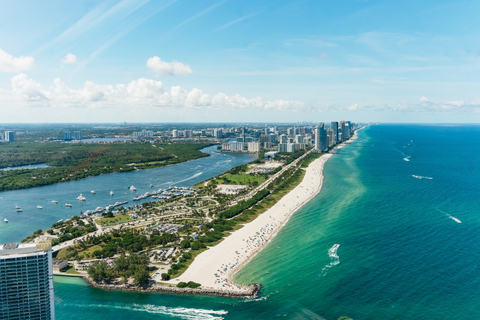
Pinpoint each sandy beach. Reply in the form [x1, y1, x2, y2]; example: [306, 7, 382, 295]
[173, 134, 359, 292]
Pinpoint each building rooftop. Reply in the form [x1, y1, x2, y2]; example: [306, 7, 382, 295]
[0, 240, 51, 256]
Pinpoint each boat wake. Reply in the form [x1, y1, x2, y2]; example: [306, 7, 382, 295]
[171, 172, 203, 185]
[84, 303, 227, 320]
[412, 175, 433, 180]
[403, 156, 411, 162]
[321, 244, 340, 277]
[447, 215, 462, 224]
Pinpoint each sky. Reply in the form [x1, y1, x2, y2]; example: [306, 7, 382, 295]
[1, 0, 480, 123]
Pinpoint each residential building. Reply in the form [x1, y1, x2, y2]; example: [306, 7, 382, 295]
[229, 142, 244, 152]
[73, 131, 82, 140]
[214, 129, 222, 139]
[247, 142, 261, 153]
[4, 131, 14, 142]
[171, 129, 178, 138]
[315, 122, 328, 152]
[280, 134, 288, 144]
[287, 143, 296, 153]
[278, 143, 288, 152]
[0, 240, 55, 320]
[268, 133, 276, 144]
[331, 121, 339, 143]
[63, 131, 72, 141]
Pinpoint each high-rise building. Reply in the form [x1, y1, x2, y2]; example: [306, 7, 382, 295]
[314, 122, 327, 152]
[287, 143, 296, 153]
[331, 122, 339, 143]
[287, 128, 294, 135]
[73, 131, 82, 140]
[171, 129, 178, 138]
[340, 121, 346, 141]
[278, 143, 288, 152]
[279, 134, 288, 144]
[4, 131, 14, 142]
[213, 129, 222, 139]
[247, 142, 261, 153]
[63, 131, 72, 141]
[0, 241, 55, 319]
[268, 133, 276, 144]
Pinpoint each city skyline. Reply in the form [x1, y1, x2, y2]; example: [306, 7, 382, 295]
[1, 0, 480, 123]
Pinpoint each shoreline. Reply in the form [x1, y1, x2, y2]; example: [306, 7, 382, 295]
[173, 132, 360, 293]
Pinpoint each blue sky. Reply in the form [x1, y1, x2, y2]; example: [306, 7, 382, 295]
[1, 0, 480, 123]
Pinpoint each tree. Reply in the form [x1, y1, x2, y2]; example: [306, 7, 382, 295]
[161, 273, 170, 281]
[133, 268, 149, 286]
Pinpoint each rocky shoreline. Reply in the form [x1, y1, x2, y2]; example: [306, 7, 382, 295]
[61, 274, 261, 298]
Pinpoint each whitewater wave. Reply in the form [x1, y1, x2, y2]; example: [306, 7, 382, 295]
[412, 175, 433, 180]
[83, 303, 227, 320]
[321, 244, 340, 276]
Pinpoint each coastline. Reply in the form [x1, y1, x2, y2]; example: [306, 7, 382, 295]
[173, 132, 360, 293]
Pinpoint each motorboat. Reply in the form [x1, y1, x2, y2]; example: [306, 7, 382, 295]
[15, 206, 20, 210]
[110, 191, 114, 196]
[129, 186, 137, 191]
[77, 194, 86, 201]
[91, 190, 95, 194]
[65, 203, 72, 207]
[37, 206, 43, 209]
[4, 218, 8, 223]
[51, 200, 58, 204]
[16, 208, 23, 212]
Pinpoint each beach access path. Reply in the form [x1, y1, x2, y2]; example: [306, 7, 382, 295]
[172, 134, 358, 292]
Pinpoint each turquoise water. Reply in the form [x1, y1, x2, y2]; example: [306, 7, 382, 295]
[46, 125, 480, 319]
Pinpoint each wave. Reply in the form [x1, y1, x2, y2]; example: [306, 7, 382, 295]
[321, 244, 340, 276]
[82, 303, 227, 320]
[412, 175, 433, 180]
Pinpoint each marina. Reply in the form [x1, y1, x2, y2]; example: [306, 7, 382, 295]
[0, 145, 256, 244]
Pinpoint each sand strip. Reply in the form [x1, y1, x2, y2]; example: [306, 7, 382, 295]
[173, 134, 359, 293]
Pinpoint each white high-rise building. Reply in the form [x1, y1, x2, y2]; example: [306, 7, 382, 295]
[247, 142, 261, 153]
[314, 122, 327, 152]
[214, 129, 222, 139]
[0, 241, 55, 319]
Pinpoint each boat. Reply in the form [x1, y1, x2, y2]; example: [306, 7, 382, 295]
[65, 203, 72, 207]
[15, 206, 20, 210]
[16, 208, 23, 212]
[76, 194, 86, 201]
[37, 206, 43, 209]
[4, 218, 8, 223]
[129, 186, 137, 191]
[150, 184, 154, 188]
[133, 196, 140, 201]
[91, 190, 95, 194]
[110, 191, 114, 196]
[51, 200, 58, 204]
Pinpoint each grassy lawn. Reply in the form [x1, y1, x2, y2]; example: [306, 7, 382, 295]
[80, 244, 103, 258]
[61, 264, 80, 275]
[210, 173, 266, 186]
[98, 214, 132, 225]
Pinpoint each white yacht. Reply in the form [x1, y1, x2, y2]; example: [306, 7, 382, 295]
[129, 186, 137, 191]
[37, 206, 43, 209]
[110, 191, 114, 196]
[51, 200, 58, 204]
[91, 190, 95, 194]
[4, 218, 8, 223]
[15, 206, 20, 210]
[16, 208, 23, 212]
[76, 194, 86, 201]
[65, 203, 72, 207]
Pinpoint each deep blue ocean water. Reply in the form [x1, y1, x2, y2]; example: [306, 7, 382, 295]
[9, 124, 480, 319]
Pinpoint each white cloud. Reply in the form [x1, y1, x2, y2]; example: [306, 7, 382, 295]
[62, 53, 78, 64]
[0, 49, 35, 72]
[11, 73, 47, 101]
[146, 56, 193, 76]
[6, 75, 306, 113]
[419, 96, 429, 102]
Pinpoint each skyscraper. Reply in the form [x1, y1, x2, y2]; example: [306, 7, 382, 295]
[63, 131, 72, 140]
[330, 121, 339, 143]
[73, 131, 82, 140]
[0, 240, 55, 319]
[315, 122, 327, 152]
[5, 131, 14, 142]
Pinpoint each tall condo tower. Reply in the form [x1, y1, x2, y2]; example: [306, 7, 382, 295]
[0, 241, 55, 320]
[315, 122, 327, 152]
[330, 121, 339, 143]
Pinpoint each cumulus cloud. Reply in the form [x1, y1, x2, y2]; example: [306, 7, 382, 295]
[6, 75, 306, 112]
[419, 96, 429, 102]
[62, 53, 78, 64]
[0, 48, 35, 72]
[146, 56, 193, 76]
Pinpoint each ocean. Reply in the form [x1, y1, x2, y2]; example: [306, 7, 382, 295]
[35, 125, 480, 319]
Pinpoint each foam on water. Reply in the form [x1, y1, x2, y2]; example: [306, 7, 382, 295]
[83, 303, 227, 320]
[412, 175, 433, 180]
[403, 156, 410, 162]
[171, 172, 203, 185]
[321, 244, 340, 276]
